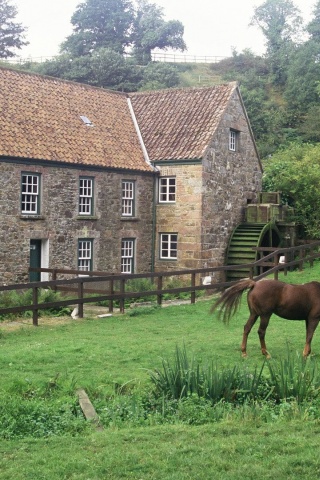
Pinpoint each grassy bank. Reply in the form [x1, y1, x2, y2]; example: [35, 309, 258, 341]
[1, 263, 320, 478]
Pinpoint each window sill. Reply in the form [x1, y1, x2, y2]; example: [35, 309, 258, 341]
[20, 214, 44, 220]
[76, 216, 98, 220]
[121, 216, 139, 222]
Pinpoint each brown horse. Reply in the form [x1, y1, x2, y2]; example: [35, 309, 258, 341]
[211, 278, 320, 358]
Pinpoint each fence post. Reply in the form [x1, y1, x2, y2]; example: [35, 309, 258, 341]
[274, 255, 279, 280]
[109, 279, 114, 313]
[157, 276, 163, 306]
[119, 278, 125, 313]
[299, 249, 304, 271]
[32, 286, 39, 326]
[52, 269, 57, 292]
[191, 273, 196, 304]
[78, 281, 84, 318]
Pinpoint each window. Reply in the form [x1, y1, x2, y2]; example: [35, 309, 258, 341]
[121, 239, 135, 273]
[229, 129, 239, 151]
[122, 181, 135, 216]
[79, 177, 93, 215]
[21, 173, 41, 214]
[159, 177, 176, 203]
[78, 239, 93, 271]
[160, 233, 178, 260]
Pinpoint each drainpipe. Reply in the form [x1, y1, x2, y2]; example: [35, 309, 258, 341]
[151, 172, 158, 273]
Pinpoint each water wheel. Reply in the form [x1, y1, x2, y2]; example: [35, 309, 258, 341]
[226, 222, 282, 281]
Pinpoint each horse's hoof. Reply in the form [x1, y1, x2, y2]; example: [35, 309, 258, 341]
[241, 352, 248, 358]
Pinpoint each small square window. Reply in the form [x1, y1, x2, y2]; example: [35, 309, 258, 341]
[160, 233, 178, 260]
[159, 177, 176, 203]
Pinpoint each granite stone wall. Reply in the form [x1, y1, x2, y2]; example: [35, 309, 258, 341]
[0, 160, 154, 284]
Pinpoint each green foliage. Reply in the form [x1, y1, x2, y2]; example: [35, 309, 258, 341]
[61, 0, 134, 56]
[132, 0, 186, 64]
[0, 0, 28, 58]
[0, 288, 72, 320]
[262, 143, 320, 237]
[266, 349, 320, 403]
[139, 62, 180, 90]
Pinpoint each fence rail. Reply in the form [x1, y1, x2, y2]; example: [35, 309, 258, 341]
[1, 241, 320, 325]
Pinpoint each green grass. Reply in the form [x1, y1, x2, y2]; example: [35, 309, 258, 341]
[1, 263, 320, 478]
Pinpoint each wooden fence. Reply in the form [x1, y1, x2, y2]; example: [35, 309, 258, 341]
[1, 241, 320, 326]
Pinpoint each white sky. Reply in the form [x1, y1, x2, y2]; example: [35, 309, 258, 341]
[13, 0, 317, 60]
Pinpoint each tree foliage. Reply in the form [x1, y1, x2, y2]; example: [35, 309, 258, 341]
[250, 0, 302, 84]
[132, 0, 186, 64]
[61, 0, 186, 62]
[263, 143, 320, 238]
[0, 0, 28, 58]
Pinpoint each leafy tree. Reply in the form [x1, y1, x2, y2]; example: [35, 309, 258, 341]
[29, 49, 143, 92]
[263, 143, 320, 237]
[139, 62, 180, 90]
[250, 0, 303, 84]
[61, 0, 134, 56]
[132, 0, 186, 64]
[306, 0, 320, 41]
[0, 0, 28, 58]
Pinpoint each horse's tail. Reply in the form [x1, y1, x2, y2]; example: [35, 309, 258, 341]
[211, 279, 256, 324]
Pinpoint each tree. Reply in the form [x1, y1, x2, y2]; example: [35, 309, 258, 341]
[139, 62, 180, 90]
[263, 143, 320, 238]
[30, 49, 143, 92]
[0, 0, 28, 58]
[61, 0, 134, 56]
[250, 0, 302, 84]
[306, 0, 320, 42]
[132, 0, 186, 64]
[61, 0, 186, 63]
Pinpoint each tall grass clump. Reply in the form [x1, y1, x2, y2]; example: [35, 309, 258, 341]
[148, 345, 266, 404]
[266, 349, 320, 403]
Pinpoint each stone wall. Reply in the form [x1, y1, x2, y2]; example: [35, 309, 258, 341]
[154, 89, 262, 273]
[0, 160, 154, 284]
[201, 89, 262, 269]
[155, 163, 203, 272]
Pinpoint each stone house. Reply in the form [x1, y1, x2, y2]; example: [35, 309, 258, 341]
[0, 67, 262, 284]
[130, 84, 262, 272]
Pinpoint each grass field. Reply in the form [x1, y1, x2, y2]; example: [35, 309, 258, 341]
[1, 264, 320, 479]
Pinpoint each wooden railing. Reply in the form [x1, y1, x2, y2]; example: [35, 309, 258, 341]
[0, 241, 320, 325]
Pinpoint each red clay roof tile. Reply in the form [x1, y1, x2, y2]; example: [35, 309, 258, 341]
[0, 67, 152, 172]
[129, 83, 237, 161]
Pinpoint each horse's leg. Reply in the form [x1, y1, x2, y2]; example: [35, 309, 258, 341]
[258, 314, 271, 358]
[241, 313, 258, 357]
[303, 318, 320, 357]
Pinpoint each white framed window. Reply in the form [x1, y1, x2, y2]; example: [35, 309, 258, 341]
[229, 129, 238, 151]
[78, 239, 93, 271]
[159, 177, 176, 203]
[79, 177, 93, 215]
[21, 173, 41, 214]
[121, 239, 135, 273]
[122, 181, 135, 216]
[160, 233, 178, 260]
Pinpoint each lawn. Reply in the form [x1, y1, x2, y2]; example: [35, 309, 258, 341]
[1, 264, 320, 479]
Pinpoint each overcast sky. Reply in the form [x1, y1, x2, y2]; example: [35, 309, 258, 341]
[14, 0, 317, 60]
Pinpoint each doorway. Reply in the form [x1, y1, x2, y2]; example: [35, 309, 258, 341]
[29, 239, 42, 282]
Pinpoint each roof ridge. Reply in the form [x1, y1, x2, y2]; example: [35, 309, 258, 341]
[0, 64, 128, 97]
[129, 82, 238, 96]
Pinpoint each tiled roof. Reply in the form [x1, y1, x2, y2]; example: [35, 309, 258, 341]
[0, 67, 152, 172]
[130, 83, 237, 161]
